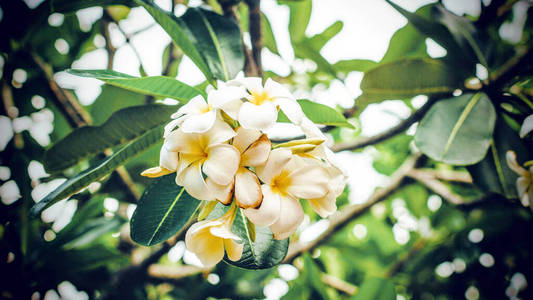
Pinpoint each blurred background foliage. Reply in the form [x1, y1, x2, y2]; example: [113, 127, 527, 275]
[1, 0, 532, 299]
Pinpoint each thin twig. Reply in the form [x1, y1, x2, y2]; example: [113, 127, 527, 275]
[283, 153, 423, 263]
[320, 273, 358, 295]
[331, 98, 436, 152]
[407, 169, 464, 205]
[413, 169, 472, 184]
[1, 81, 24, 148]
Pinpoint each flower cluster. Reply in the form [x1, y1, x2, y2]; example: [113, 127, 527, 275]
[142, 77, 346, 267]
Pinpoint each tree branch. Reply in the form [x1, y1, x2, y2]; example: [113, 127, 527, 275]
[407, 169, 465, 205]
[283, 152, 423, 263]
[331, 98, 436, 152]
[246, 0, 262, 76]
[1, 81, 24, 148]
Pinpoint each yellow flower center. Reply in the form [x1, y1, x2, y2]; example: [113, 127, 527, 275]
[249, 91, 272, 106]
[271, 170, 292, 196]
[199, 104, 212, 114]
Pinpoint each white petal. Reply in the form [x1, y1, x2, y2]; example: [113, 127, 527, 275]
[520, 114, 533, 138]
[177, 161, 214, 201]
[264, 78, 294, 99]
[233, 127, 262, 154]
[238, 101, 277, 131]
[255, 148, 292, 184]
[208, 86, 246, 119]
[270, 196, 304, 240]
[206, 177, 234, 205]
[517, 177, 529, 199]
[239, 77, 264, 94]
[235, 167, 263, 209]
[276, 97, 303, 125]
[163, 118, 183, 138]
[204, 118, 237, 146]
[164, 130, 203, 154]
[210, 225, 241, 241]
[172, 95, 208, 118]
[159, 146, 178, 171]
[244, 185, 280, 227]
[308, 192, 337, 218]
[194, 238, 225, 268]
[203, 144, 240, 185]
[224, 238, 244, 261]
[287, 165, 330, 199]
[180, 110, 216, 133]
[241, 134, 271, 167]
[506, 151, 530, 177]
[300, 117, 326, 139]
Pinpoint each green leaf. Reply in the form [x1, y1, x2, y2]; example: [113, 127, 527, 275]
[351, 277, 396, 300]
[31, 124, 165, 216]
[135, 0, 213, 81]
[278, 99, 354, 128]
[180, 7, 245, 81]
[468, 118, 530, 198]
[333, 59, 378, 74]
[359, 58, 463, 103]
[414, 93, 496, 165]
[130, 175, 201, 246]
[224, 207, 289, 269]
[303, 254, 330, 300]
[262, 13, 279, 55]
[44, 104, 177, 174]
[50, 0, 135, 13]
[68, 69, 202, 102]
[285, 0, 312, 43]
[307, 21, 343, 50]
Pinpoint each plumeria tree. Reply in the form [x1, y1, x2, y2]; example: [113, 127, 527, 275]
[1, 0, 533, 299]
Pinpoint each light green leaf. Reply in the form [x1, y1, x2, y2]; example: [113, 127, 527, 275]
[351, 277, 396, 300]
[414, 93, 496, 165]
[135, 0, 213, 81]
[44, 104, 177, 174]
[333, 59, 378, 74]
[278, 99, 354, 128]
[467, 118, 530, 198]
[225, 207, 289, 269]
[31, 124, 165, 216]
[130, 175, 201, 246]
[262, 13, 279, 55]
[180, 7, 244, 81]
[285, 0, 312, 43]
[307, 21, 343, 50]
[359, 58, 463, 103]
[68, 69, 203, 102]
[50, 0, 134, 13]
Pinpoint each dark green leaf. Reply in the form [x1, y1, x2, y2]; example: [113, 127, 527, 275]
[224, 207, 289, 269]
[135, 0, 213, 81]
[351, 277, 396, 300]
[180, 7, 245, 81]
[468, 118, 530, 198]
[130, 174, 201, 246]
[44, 104, 177, 173]
[278, 99, 354, 128]
[359, 58, 463, 103]
[68, 69, 203, 102]
[50, 0, 134, 13]
[31, 124, 165, 216]
[415, 93, 496, 165]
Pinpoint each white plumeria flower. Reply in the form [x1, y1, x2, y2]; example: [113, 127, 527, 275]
[244, 148, 330, 239]
[185, 204, 243, 268]
[164, 82, 246, 135]
[207, 127, 271, 208]
[164, 118, 240, 201]
[141, 145, 178, 178]
[520, 114, 533, 138]
[229, 77, 304, 131]
[506, 151, 533, 206]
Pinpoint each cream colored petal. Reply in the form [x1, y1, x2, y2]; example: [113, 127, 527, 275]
[208, 86, 246, 119]
[164, 130, 203, 154]
[172, 95, 208, 118]
[276, 97, 303, 125]
[177, 162, 214, 201]
[141, 166, 173, 178]
[244, 185, 281, 226]
[203, 144, 240, 185]
[175, 153, 203, 179]
[506, 151, 530, 177]
[206, 177, 234, 205]
[520, 114, 533, 138]
[300, 117, 326, 139]
[241, 134, 271, 167]
[185, 221, 217, 252]
[224, 238, 244, 262]
[180, 110, 217, 133]
[159, 146, 178, 171]
[210, 224, 241, 241]
[194, 237, 225, 268]
[238, 101, 277, 131]
[308, 192, 337, 218]
[204, 118, 237, 146]
[517, 177, 529, 199]
[163, 118, 183, 138]
[287, 165, 329, 199]
[233, 127, 262, 154]
[264, 78, 293, 99]
[255, 148, 292, 184]
[220, 98, 243, 120]
[235, 167, 263, 209]
[270, 196, 304, 240]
